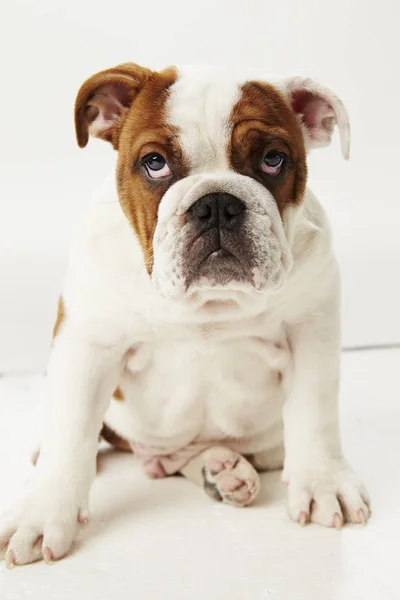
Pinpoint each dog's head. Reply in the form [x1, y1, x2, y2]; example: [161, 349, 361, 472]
[75, 63, 349, 306]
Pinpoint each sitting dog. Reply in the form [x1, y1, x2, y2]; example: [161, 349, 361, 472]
[0, 63, 370, 567]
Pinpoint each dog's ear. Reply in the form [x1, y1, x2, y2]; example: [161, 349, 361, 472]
[74, 62, 152, 149]
[283, 77, 350, 159]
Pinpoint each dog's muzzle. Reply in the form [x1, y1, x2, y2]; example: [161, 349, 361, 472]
[184, 192, 251, 287]
[151, 173, 291, 300]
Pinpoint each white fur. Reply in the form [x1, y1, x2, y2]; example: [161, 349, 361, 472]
[167, 66, 241, 173]
[0, 66, 368, 567]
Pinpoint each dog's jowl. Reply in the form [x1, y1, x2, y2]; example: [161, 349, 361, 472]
[1, 63, 369, 568]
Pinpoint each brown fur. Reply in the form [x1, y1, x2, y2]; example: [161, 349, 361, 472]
[113, 387, 124, 401]
[75, 64, 181, 272]
[100, 424, 132, 452]
[229, 82, 307, 214]
[52, 296, 65, 338]
[115, 67, 184, 271]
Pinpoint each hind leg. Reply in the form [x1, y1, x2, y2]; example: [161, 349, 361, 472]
[180, 446, 260, 507]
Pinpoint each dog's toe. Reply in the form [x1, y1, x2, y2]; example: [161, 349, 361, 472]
[201, 448, 260, 507]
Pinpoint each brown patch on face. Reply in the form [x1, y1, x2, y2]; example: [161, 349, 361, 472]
[52, 296, 65, 339]
[116, 67, 188, 272]
[229, 82, 307, 214]
[75, 64, 187, 272]
[113, 386, 124, 401]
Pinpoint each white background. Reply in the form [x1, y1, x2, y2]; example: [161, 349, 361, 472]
[1, 0, 399, 373]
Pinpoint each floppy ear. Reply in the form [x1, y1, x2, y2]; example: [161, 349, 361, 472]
[283, 77, 350, 159]
[74, 62, 152, 149]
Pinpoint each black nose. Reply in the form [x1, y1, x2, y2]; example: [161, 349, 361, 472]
[189, 193, 245, 230]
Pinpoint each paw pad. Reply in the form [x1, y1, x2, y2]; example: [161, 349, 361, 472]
[201, 450, 260, 507]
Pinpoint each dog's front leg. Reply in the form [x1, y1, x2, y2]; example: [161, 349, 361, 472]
[283, 294, 370, 528]
[0, 330, 121, 567]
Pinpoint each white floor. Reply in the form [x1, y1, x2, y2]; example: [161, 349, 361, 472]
[0, 348, 399, 600]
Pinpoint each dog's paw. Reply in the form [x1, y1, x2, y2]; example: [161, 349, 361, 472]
[201, 447, 260, 507]
[0, 483, 87, 567]
[286, 462, 370, 528]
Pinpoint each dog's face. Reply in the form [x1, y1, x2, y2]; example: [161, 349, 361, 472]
[75, 64, 349, 304]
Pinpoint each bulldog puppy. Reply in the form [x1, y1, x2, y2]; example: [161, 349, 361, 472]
[0, 63, 370, 567]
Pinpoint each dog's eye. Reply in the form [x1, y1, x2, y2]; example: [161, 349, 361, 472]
[143, 154, 172, 179]
[261, 151, 285, 176]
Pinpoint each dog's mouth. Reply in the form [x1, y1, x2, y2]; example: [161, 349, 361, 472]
[199, 247, 242, 268]
[197, 249, 246, 285]
[152, 202, 289, 301]
[184, 229, 251, 289]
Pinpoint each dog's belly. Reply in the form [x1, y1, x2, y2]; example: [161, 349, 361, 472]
[104, 334, 289, 454]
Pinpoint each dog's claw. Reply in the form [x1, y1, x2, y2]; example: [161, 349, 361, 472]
[298, 511, 309, 526]
[5, 550, 16, 569]
[357, 508, 367, 525]
[43, 547, 54, 564]
[333, 512, 343, 529]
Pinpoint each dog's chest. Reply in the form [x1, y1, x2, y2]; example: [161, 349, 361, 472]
[106, 323, 289, 447]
